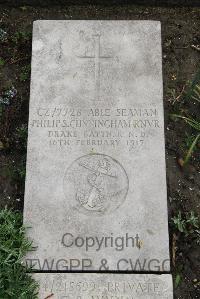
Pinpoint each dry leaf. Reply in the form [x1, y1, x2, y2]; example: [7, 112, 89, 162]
[177, 158, 184, 167]
[0, 141, 4, 150]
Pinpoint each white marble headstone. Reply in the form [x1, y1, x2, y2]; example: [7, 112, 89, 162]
[33, 273, 173, 299]
[24, 20, 170, 272]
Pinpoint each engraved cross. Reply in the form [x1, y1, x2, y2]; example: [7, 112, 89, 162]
[77, 34, 113, 100]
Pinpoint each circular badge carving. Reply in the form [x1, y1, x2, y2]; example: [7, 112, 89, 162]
[63, 153, 129, 216]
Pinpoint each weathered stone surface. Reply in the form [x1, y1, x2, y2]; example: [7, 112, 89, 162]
[33, 273, 173, 299]
[24, 20, 170, 271]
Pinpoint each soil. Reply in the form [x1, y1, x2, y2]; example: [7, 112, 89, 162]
[0, 3, 199, 299]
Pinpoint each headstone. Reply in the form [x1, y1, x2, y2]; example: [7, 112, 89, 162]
[33, 273, 173, 298]
[24, 20, 170, 273]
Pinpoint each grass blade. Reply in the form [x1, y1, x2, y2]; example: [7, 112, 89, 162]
[183, 134, 200, 165]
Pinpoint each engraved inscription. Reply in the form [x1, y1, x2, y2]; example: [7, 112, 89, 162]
[30, 106, 160, 151]
[42, 277, 172, 298]
[63, 154, 129, 216]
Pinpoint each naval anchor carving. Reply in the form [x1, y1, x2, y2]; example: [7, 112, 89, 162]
[64, 154, 129, 216]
